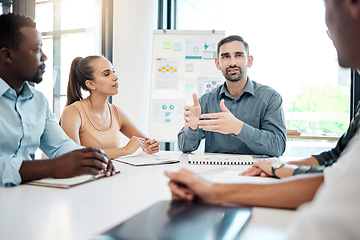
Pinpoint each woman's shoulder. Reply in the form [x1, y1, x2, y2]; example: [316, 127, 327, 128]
[72, 98, 88, 107]
[62, 99, 88, 117]
[60, 101, 84, 127]
[107, 103, 123, 128]
[108, 103, 122, 114]
[65, 99, 88, 112]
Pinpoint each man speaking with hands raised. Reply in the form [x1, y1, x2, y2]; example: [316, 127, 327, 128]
[177, 35, 286, 157]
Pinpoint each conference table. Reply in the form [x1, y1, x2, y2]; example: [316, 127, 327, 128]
[0, 151, 296, 240]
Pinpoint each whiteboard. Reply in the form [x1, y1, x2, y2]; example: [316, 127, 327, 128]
[149, 30, 225, 142]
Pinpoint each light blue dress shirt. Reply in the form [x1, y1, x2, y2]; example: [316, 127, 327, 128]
[177, 78, 287, 157]
[0, 78, 80, 187]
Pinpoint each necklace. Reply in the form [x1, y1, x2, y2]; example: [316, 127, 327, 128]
[87, 99, 110, 126]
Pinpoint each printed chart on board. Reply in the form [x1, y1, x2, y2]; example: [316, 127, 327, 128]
[149, 30, 225, 142]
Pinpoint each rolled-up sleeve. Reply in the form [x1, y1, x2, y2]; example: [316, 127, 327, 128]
[1, 156, 25, 187]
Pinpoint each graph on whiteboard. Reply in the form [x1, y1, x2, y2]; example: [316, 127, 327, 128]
[152, 99, 186, 124]
[155, 59, 180, 90]
[185, 38, 218, 60]
[197, 76, 223, 97]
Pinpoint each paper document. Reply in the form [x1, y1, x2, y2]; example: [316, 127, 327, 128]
[114, 153, 179, 166]
[26, 173, 112, 189]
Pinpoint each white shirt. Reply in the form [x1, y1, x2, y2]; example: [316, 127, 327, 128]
[287, 130, 360, 239]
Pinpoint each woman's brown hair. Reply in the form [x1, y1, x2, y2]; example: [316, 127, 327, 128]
[66, 55, 102, 106]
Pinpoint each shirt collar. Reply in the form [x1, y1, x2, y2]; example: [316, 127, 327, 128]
[219, 77, 255, 99]
[0, 77, 9, 97]
[20, 82, 34, 100]
[0, 77, 34, 100]
[243, 77, 255, 96]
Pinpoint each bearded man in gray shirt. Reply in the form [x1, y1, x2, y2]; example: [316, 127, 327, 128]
[177, 35, 286, 157]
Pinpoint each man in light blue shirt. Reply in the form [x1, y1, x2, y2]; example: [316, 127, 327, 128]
[178, 35, 286, 157]
[0, 13, 115, 187]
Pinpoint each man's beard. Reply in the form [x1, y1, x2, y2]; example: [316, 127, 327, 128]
[28, 72, 43, 84]
[28, 64, 45, 84]
[223, 66, 244, 82]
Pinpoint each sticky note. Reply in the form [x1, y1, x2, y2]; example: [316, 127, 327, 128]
[185, 63, 194, 72]
[174, 42, 183, 51]
[185, 83, 195, 92]
[163, 40, 172, 49]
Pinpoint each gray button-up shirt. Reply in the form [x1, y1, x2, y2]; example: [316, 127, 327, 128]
[177, 78, 287, 157]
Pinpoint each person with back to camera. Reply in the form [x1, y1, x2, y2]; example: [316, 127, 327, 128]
[60, 56, 159, 159]
[167, 0, 360, 238]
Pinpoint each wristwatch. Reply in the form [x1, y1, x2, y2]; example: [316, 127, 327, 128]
[271, 161, 284, 178]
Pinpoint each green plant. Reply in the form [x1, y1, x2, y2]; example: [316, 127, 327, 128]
[287, 84, 349, 135]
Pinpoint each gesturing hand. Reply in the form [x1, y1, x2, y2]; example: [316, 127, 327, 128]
[184, 93, 201, 130]
[198, 99, 243, 135]
[52, 147, 116, 178]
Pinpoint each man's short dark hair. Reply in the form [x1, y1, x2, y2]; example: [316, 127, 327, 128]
[217, 35, 250, 57]
[0, 13, 36, 50]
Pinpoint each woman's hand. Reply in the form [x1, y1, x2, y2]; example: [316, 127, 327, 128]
[124, 136, 142, 155]
[142, 138, 160, 154]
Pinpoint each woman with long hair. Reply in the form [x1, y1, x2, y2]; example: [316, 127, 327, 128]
[60, 56, 159, 159]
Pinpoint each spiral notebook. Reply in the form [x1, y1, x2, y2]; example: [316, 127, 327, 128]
[188, 154, 255, 165]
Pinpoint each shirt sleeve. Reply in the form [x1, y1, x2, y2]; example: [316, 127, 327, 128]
[177, 126, 205, 152]
[1, 156, 25, 187]
[292, 104, 360, 176]
[39, 105, 82, 158]
[293, 165, 326, 175]
[312, 110, 360, 168]
[237, 92, 287, 157]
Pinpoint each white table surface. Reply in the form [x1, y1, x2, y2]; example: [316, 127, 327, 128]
[0, 152, 295, 240]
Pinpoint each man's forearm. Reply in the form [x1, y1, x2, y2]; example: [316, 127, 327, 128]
[287, 156, 320, 166]
[212, 174, 324, 209]
[239, 125, 286, 157]
[19, 159, 55, 183]
[270, 156, 321, 178]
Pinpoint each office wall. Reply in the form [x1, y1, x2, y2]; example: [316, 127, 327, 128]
[112, 0, 158, 143]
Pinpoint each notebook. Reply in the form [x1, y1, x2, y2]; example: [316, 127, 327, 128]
[188, 154, 255, 165]
[93, 200, 252, 240]
[114, 152, 179, 166]
[26, 171, 120, 189]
